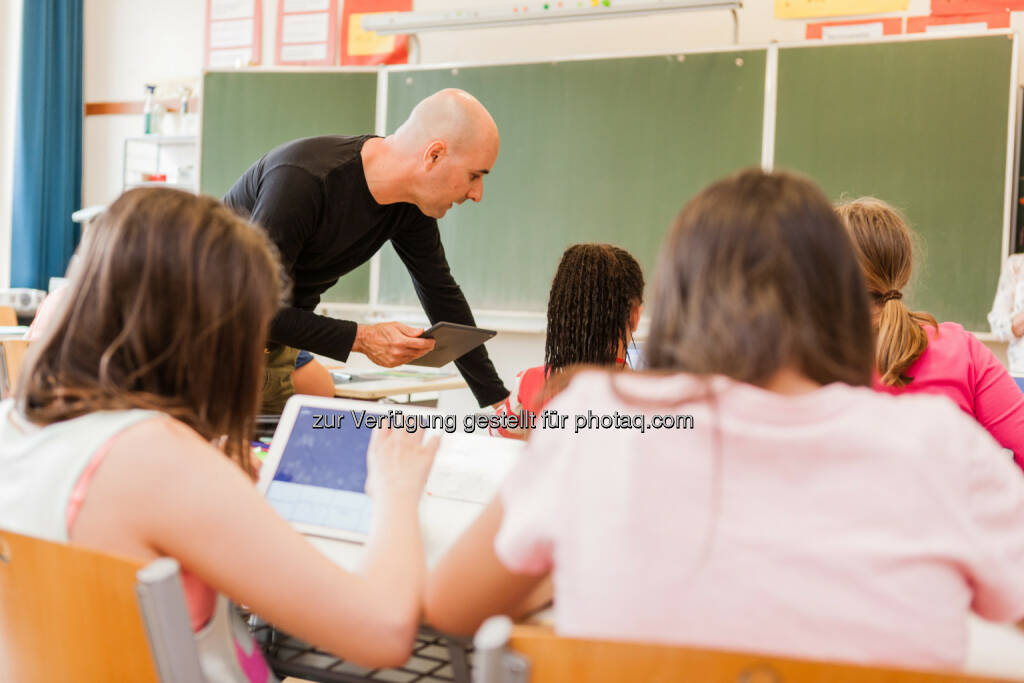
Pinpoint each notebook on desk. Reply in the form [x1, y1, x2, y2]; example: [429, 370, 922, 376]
[256, 396, 522, 544]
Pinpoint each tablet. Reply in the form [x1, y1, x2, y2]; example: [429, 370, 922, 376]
[257, 399, 378, 543]
[410, 321, 497, 368]
[257, 396, 524, 544]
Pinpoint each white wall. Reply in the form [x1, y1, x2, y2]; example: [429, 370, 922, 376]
[82, 0, 206, 207]
[0, 0, 24, 289]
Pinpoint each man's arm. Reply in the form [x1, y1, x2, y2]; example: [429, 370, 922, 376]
[269, 307, 358, 360]
[391, 214, 509, 407]
[233, 165, 437, 365]
[235, 165, 397, 362]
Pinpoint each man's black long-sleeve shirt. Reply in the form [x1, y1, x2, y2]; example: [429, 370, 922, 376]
[223, 135, 509, 407]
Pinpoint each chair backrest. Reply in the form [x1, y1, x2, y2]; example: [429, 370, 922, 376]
[0, 528, 204, 682]
[0, 306, 16, 326]
[0, 339, 29, 399]
[472, 618, 1012, 683]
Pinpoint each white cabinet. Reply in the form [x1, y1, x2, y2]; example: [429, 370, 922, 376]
[122, 135, 197, 193]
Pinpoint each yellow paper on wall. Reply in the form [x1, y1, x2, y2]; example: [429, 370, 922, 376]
[775, 0, 908, 19]
[348, 13, 396, 56]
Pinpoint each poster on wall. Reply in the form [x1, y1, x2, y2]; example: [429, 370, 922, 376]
[931, 0, 1024, 14]
[276, 0, 339, 66]
[341, 0, 412, 66]
[206, 0, 263, 68]
[806, 17, 903, 39]
[776, 0, 908, 19]
[907, 11, 1010, 31]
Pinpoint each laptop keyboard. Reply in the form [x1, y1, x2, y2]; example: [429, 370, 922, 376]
[250, 619, 474, 683]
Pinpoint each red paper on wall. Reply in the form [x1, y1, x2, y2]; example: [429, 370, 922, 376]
[907, 11, 1010, 31]
[806, 17, 903, 39]
[931, 0, 1024, 15]
[341, 0, 412, 66]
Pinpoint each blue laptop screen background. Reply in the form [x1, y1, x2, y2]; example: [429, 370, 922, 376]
[265, 406, 375, 535]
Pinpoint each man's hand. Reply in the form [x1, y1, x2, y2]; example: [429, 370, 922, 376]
[352, 321, 436, 367]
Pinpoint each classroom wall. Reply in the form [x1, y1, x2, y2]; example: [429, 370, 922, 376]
[0, 0, 23, 290]
[82, 0, 207, 209]
[78, 0, 948, 210]
[4, 0, 1014, 398]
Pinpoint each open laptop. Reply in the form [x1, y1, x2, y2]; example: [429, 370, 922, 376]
[256, 395, 523, 545]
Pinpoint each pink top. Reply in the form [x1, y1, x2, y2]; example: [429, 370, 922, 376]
[65, 436, 217, 632]
[873, 322, 1024, 471]
[495, 371, 1024, 671]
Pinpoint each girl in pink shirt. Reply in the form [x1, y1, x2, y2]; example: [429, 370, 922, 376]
[424, 169, 1024, 672]
[838, 198, 1024, 471]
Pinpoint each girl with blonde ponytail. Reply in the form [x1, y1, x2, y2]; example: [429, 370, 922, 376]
[838, 198, 1024, 469]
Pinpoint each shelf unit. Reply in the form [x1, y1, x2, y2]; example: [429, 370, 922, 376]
[122, 135, 197, 193]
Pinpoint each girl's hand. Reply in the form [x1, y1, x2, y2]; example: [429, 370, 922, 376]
[365, 428, 439, 504]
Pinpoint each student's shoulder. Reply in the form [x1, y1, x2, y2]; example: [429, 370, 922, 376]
[555, 369, 698, 408]
[103, 415, 238, 482]
[841, 384, 1001, 463]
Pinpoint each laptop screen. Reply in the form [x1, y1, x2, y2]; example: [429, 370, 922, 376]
[265, 405, 374, 535]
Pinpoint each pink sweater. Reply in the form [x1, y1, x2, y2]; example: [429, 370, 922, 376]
[496, 371, 1024, 671]
[873, 322, 1024, 470]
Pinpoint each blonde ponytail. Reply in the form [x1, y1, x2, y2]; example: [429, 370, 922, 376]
[835, 198, 937, 387]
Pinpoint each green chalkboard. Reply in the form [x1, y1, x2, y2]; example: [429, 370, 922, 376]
[199, 70, 378, 303]
[775, 36, 1015, 330]
[380, 51, 767, 311]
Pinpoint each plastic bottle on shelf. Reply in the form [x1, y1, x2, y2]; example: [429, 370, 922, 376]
[178, 86, 193, 136]
[143, 84, 157, 135]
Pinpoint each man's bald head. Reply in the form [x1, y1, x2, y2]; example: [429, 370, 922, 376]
[385, 89, 500, 219]
[394, 89, 499, 158]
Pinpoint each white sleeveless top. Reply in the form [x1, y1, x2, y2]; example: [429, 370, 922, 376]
[0, 400, 277, 683]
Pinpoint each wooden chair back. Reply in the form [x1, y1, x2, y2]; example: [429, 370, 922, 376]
[0, 339, 29, 399]
[0, 305, 16, 326]
[0, 528, 160, 682]
[473, 618, 1013, 683]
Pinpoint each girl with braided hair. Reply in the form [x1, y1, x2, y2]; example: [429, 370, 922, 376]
[493, 243, 643, 438]
[837, 197, 1024, 471]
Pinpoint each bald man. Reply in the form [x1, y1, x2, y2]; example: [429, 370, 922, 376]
[224, 89, 509, 412]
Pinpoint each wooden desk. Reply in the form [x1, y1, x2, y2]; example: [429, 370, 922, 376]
[328, 366, 468, 401]
[334, 375, 468, 400]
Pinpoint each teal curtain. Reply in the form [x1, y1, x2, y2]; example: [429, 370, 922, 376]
[11, 0, 83, 289]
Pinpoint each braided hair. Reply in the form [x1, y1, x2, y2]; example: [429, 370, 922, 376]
[544, 243, 644, 374]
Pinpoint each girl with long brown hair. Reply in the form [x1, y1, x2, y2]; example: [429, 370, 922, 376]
[424, 169, 1024, 672]
[0, 188, 437, 680]
[837, 197, 1024, 471]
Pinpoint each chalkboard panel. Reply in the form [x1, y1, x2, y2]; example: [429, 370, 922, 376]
[199, 70, 377, 303]
[380, 51, 767, 311]
[775, 35, 1015, 330]
[197, 37, 1017, 327]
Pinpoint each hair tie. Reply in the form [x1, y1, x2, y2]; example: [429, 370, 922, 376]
[880, 290, 902, 303]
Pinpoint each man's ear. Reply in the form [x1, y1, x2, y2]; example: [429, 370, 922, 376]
[424, 140, 446, 168]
